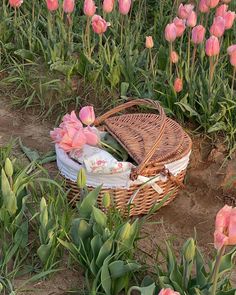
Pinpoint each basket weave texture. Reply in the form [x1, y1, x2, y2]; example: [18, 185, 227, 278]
[65, 99, 192, 216]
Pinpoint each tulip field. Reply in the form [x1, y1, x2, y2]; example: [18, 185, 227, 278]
[0, 0, 236, 294]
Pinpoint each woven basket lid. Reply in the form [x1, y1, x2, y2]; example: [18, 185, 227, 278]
[94, 99, 192, 177]
[104, 113, 191, 165]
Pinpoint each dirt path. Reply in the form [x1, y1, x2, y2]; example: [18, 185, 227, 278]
[0, 99, 235, 293]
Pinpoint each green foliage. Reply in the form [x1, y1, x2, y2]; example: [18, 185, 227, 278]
[129, 239, 236, 295]
[0, 157, 33, 286]
[59, 186, 141, 295]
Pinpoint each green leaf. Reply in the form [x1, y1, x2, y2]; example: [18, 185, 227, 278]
[79, 186, 102, 218]
[19, 139, 40, 162]
[14, 49, 36, 62]
[96, 239, 113, 268]
[70, 218, 91, 247]
[92, 206, 107, 228]
[127, 283, 156, 295]
[109, 260, 140, 279]
[101, 256, 112, 295]
[37, 243, 52, 265]
[120, 82, 129, 97]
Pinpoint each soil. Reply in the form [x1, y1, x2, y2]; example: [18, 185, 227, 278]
[0, 98, 236, 294]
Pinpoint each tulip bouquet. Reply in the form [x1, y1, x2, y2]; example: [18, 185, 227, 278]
[50, 106, 128, 161]
[129, 204, 236, 295]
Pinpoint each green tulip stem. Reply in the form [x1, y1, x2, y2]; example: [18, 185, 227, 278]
[149, 49, 155, 79]
[211, 245, 226, 295]
[169, 42, 173, 77]
[100, 141, 123, 159]
[231, 67, 236, 99]
[191, 45, 197, 79]
[85, 17, 91, 57]
[187, 29, 191, 74]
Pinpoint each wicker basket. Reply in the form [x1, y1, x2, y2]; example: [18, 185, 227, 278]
[61, 99, 192, 216]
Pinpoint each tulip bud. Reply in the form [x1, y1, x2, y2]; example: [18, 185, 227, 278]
[216, 4, 228, 17]
[63, 0, 75, 14]
[173, 17, 186, 37]
[192, 25, 206, 44]
[174, 78, 183, 93]
[210, 16, 225, 38]
[145, 36, 154, 49]
[79, 106, 95, 125]
[40, 197, 48, 229]
[187, 11, 197, 27]
[178, 3, 194, 19]
[170, 51, 179, 63]
[83, 0, 96, 17]
[46, 0, 59, 11]
[102, 192, 111, 208]
[199, 0, 209, 13]
[77, 168, 87, 189]
[227, 45, 236, 67]
[119, 222, 131, 241]
[119, 0, 132, 15]
[183, 238, 196, 262]
[205, 36, 220, 57]
[206, 0, 219, 8]
[5, 158, 13, 178]
[9, 0, 23, 8]
[103, 0, 114, 13]
[0, 283, 3, 292]
[165, 23, 177, 42]
[223, 11, 235, 30]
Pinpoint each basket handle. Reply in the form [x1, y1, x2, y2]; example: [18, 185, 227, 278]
[94, 99, 167, 179]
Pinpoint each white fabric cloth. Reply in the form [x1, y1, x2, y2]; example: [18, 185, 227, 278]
[56, 144, 191, 189]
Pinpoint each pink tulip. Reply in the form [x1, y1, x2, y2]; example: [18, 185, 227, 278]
[118, 0, 132, 15]
[173, 17, 186, 37]
[205, 36, 220, 56]
[216, 4, 228, 17]
[178, 3, 194, 19]
[60, 111, 83, 130]
[214, 205, 236, 249]
[165, 23, 177, 42]
[206, 0, 219, 8]
[103, 0, 114, 13]
[9, 0, 23, 7]
[192, 25, 206, 44]
[170, 51, 179, 63]
[159, 288, 180, 295]
[91, 15, 110, 34]
[46, 0, 59, 11]
[227, 45, 236, 67]
[187, 10, 197, 27]
[63, 0, 75, 13]
[79, 106, 95, 125]
[83, 0, 96, 17]
[199, 0, 210, 13]
[84, 127, 99, 145]
[50, 128, 66, 143]
[59, 127, 87, 152]
[210, 16, 225, 37]
[145, 36, 154, 49]
[174, 78, 183, 93]
[223, 11, 235, 30]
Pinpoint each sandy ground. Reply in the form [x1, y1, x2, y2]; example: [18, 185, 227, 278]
[0, 99, 235, 294]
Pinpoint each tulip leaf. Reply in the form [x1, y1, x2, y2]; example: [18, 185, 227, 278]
[101, 255, 112, 295]
[70, 218, 91, 247]
[127, 283, 156, 295]
[96, 239, 113, 268]
[92, 206, 107, 228]
[79, 185, 102, 218]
